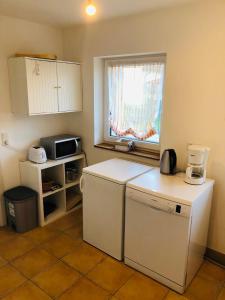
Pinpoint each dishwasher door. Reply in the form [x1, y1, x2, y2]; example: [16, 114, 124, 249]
[124, 188, 191, 286]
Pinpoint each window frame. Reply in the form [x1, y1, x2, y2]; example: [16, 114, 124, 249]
[103, 53, 166, 151]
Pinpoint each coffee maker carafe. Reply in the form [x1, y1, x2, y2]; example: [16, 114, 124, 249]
[185, 145, 210, 185]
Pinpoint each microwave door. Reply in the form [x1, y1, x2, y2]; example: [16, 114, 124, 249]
[55, 139, 77, 159]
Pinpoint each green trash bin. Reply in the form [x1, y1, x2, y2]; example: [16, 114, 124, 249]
[4, 186, 38, 233]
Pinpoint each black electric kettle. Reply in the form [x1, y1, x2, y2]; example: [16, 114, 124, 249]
[160, 149, 177, 175]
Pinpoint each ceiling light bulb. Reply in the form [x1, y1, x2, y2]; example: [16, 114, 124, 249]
[85, 2, 96, 16]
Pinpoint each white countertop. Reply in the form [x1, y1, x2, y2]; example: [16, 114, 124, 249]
[20, 154, 85, 169]
[83, 158, 153, 184]
[127, 168, 214, 205]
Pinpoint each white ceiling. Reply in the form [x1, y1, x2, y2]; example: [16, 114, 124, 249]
[0, 0, 196, 28]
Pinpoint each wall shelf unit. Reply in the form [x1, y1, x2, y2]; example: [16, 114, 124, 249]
[20, 154, 85, 226]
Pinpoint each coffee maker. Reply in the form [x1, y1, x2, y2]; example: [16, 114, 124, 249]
[185, 145, 210, 185]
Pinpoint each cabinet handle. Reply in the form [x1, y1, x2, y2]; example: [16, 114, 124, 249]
[80, 175, 84, 193]
[54, 86, 62, 89]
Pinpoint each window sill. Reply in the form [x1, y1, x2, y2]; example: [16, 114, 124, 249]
[94, 142, 160, 161]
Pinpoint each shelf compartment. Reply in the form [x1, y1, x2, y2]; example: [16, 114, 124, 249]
[64, 159, 83, 185]
[66, 186, 82, 212]
[44, 191, 65, 222]
[41, 165, 64, 193]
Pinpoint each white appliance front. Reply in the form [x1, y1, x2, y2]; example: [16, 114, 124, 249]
[125, 188, 191, 291]
[82, 173, 125, 259]
[82, 158, 153, 260]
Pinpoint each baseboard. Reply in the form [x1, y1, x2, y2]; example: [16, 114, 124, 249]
[205, 248, 225, 268]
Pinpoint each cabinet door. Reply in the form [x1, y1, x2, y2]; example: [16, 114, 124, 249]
[26, 59, 58, 114]
[57, 62, 82, 112]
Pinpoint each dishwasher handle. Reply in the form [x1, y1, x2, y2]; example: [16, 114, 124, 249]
[128, 194, 166, 212]
[127, 191, 191, 218]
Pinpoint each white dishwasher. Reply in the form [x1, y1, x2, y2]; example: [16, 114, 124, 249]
[125, 168, 214, 293]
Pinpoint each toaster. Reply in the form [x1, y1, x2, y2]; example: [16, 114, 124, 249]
[28, 146, 47, 164]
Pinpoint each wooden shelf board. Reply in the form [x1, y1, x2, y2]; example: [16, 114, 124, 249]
[66, 203, 82, 214]
[65, 179, 80, 189]
[44, 208, 65, 225]
[42, 187, 64, 198]
[21, 154, 85, 170]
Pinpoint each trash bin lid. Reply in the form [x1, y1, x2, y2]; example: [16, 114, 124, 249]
[4, 186, 37, 201]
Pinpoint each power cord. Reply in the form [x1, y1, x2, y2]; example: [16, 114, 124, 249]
[82, 150, 89, 167]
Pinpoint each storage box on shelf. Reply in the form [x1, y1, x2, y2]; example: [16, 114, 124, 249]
[20, 154, 85, 226]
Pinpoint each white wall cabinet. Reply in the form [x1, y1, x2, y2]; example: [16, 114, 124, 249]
[8, 57, 82, 115]
[57, 61, 82, 112]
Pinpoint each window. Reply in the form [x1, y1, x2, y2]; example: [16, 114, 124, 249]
[104, 54, 165, 149]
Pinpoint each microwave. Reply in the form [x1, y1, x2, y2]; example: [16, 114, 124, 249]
[40, 135, 82, 160]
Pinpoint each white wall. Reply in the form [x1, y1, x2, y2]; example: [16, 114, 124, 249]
[0, 16, 76, 199]
[63, 0, 225, 253]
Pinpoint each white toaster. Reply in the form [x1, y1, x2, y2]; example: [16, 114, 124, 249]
[28, 146, 47, 164]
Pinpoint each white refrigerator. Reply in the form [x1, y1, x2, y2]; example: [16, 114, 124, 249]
[80, 158, 153, 260]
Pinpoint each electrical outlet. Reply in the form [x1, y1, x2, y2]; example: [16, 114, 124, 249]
[1, 132, 9, 146]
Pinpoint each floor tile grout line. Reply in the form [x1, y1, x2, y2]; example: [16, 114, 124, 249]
[9, 243, 47, 265]
[25, 259, 84, 299]
[25, 262, 82, 300]
[54, 275, 87, 300]
[0, 235, 37, 262]
[0, 235, 17, 246]
[0, 265, 27, 299]
[60, 221, 83, 233]
[1, 247, 36, 267]
[47, 216, 82, 234]
[217, 288, 225, 300]
[162, 289, 170, 300]
[28, 279, 55, 300]
[0, 213, 83, 299]
[197, 270, 225, 284]
[110, 269, 137, 297]
[0, 232, 81, 267]
[36, 230, 66, 247]
[40, 238, 83, 261]
[82, 275, 113, 296]
[81, 251, 107, 274]
[22, 231, 62, 247]
[62, 253, 113, 295]
[185, 280, 224, 300]
[53, 274, 84, 300]
[26, 278, 55, 299]
[194, 272, 225, 298]
[60, 252, 107, 278]
[62, 229, 83, 241]
[9, 254, 60, 283]
[83, 259, 135, 297]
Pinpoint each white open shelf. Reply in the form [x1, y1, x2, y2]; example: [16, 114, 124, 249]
[20, 154, 85, 226]
[66, 185, 82, 212]
[65, 178, 80, 189]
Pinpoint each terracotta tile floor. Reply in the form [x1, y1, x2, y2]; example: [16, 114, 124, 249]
[0, 207, 224, 299]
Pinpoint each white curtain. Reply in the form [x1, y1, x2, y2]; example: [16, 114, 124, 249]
[108, 59, 165, 141]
